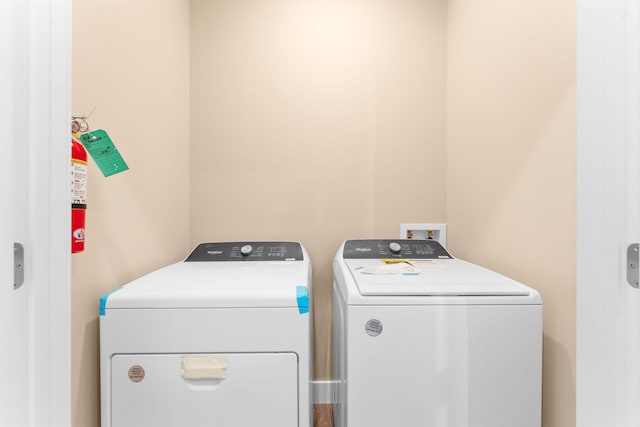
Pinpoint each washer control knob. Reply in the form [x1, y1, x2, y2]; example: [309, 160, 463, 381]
[240, 245, 253, 256]
[389, 242, 402, 254]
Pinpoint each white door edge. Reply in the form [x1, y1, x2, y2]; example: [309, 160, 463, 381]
[577, 0, 640, 425]
[23, 0, 71, 425]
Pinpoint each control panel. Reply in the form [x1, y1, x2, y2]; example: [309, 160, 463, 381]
[185, 242, 304, 262]
[342, 239, 452, 259]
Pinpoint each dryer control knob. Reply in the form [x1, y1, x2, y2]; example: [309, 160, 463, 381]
[389, 242, 402, 254]
[240, 245, 253, 256]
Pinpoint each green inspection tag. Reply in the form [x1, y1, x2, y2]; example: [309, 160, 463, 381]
[79, 130, 129, 177]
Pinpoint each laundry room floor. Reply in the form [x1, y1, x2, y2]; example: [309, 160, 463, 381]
[314, 404, 334, 427]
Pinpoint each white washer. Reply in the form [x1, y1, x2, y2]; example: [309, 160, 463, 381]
[332, 239, 542, 427]
[100, 242, 312, 427]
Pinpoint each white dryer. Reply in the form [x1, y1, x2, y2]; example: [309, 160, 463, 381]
[332, 239, 542, 427]
[100, 242, 312, 427]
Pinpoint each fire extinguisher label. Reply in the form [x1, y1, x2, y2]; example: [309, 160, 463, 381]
[73, 228, 85, 241]
[71, 158, 87, 206]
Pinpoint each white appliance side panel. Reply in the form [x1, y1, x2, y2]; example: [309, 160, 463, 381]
[346, 304, 542, 427]
[332, 282, 348, 427]
[111, 353, 298, 427]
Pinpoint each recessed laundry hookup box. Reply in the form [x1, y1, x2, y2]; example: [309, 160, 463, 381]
[100, 242, 312, 427]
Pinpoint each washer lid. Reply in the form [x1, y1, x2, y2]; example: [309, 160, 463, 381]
[345, 258, 531, 296]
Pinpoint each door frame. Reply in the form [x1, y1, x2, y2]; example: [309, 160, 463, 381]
[34, 0, 72, 424]
[577, 0, 640, 425]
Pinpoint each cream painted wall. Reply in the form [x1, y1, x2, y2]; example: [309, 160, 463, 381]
[190, 0, 447, 379]
[447, 1, 576, 427]
[71, 1, 190, 426]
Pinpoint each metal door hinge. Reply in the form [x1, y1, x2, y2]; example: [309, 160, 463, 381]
[627, 244, 639, 288]
[14, 242, 24, 290]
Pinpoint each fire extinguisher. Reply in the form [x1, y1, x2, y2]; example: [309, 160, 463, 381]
[71, 136, 87, 253]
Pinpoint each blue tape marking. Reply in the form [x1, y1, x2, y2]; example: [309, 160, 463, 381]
[354, 266, 364, 270]
[402, 273, 420, 276]
[99, 287, 123, 316]
[296, 286, 309, 314]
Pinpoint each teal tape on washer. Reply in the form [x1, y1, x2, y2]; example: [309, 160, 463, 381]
[99, 287, 123, 316]
[296, 286, 309, 314]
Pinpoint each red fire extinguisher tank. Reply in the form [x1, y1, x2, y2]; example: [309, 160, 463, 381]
[71, 137, 87, 253]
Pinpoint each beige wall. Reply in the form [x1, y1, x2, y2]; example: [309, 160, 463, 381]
[72, 1, 576, 426]
[190, 0, 447, 379]
[446, 1, 576, 426]
[71, 0, 190, 425]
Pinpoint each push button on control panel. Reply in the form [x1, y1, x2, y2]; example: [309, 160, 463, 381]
[240, 245, 253, 256]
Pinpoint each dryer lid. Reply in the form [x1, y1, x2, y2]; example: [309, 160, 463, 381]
[103, 257, 310, 311]
[345, 258, 531, 296]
